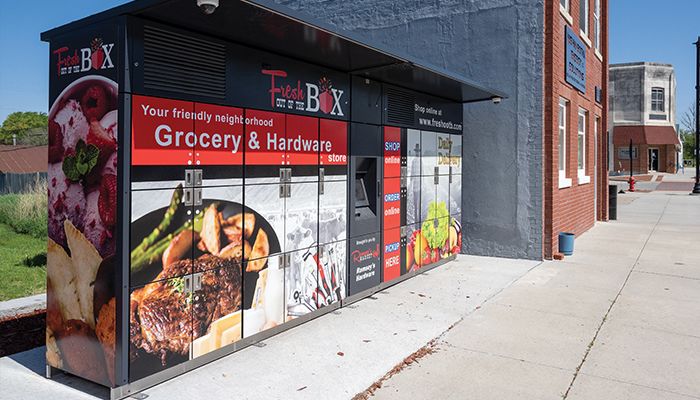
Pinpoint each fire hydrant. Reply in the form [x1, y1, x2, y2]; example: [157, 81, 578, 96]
[628, 176, 636, 192]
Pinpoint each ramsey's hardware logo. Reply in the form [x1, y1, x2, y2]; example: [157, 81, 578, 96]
[54, 37, 115, 77]
[262, 69, 344, 116]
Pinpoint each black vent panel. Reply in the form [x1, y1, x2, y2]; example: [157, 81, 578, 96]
[143, 25, 226, 99]
[386, 87, 415, 126]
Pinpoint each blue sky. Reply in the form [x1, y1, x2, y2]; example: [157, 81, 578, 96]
[0, 0, 698, 125]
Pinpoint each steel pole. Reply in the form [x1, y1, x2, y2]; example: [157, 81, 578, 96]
[693, 37, 700, 194]
[629, 139, 633, 177]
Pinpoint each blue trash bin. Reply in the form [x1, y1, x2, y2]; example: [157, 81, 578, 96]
[558, 232, 575, 256]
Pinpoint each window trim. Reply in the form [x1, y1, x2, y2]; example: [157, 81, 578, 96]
[651, 87, 665, 112]
[593, 0, 601, 53]
[559, 0, 573, 25]
[559, 98, 572, 188]
[577, 108, 590, 185]
[579, 0, 590, 43]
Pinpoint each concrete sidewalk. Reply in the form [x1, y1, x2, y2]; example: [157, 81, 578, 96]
[0, 255, 539, 399]
[370, 191, 700, 400]
[1, 189, 697, 400]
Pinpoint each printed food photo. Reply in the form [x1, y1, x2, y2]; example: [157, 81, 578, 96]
[46, 73, 119, 387]
[128, 184, 281, 380]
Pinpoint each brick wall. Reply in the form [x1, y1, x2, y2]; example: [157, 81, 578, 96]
[613, 144, 677, 174]
[612, 144, 645, 174]
[544, 0, 609, 258]
[664, 145, 678, 173]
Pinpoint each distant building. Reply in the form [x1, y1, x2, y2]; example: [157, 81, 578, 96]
[609, 62, 680, 174]
[0, 145, 47, 193]
[0, 145, 47, 174]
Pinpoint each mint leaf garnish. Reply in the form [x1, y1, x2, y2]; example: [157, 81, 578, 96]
[62, 139, 101, 182]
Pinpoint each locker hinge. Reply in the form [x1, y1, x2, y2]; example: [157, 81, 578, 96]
[319, 168, 325, 195]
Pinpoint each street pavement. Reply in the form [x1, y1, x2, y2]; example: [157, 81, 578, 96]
[370, 189, 700, 400]
[0, 185, 698, 399]
[610, 168, 696, 192]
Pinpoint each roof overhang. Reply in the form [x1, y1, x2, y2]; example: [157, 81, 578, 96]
[41, 0, 506, 104]
[613, 125, 681, 146]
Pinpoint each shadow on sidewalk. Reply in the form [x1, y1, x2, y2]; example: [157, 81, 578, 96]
[8, 346, 109, 399]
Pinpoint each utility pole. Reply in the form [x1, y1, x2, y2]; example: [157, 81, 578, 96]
[693, 36, 700, 194]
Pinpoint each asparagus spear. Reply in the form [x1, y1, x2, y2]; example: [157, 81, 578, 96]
[130, 213, 204, 274]
[131, 184, 183, 260]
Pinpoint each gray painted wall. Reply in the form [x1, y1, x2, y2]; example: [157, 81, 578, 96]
[278, 0, 544, 260]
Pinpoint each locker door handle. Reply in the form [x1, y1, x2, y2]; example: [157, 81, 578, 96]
[194, 188, 202, 206]
[183, 188, 193, 206]
[185, 170, 194, 187]
[193, 272, 203, 291]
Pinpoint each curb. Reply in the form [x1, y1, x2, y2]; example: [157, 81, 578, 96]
[0, 294, 46, 320]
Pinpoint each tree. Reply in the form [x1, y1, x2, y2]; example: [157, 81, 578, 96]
[680, 101, 696, 133]
[680, 102, 697, 165]
[0, 112, 48, 145]
[681, 130, 695, 161]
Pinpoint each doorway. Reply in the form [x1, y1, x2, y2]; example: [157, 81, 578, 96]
[648, 148, 659, 171]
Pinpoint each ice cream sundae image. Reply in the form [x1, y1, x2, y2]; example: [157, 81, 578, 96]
[46, 75, 119, 386]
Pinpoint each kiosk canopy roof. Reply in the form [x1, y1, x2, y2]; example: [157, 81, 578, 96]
[42, 0, 506, 103]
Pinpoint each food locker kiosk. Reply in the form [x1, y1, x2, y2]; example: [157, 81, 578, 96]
[41, 0, 505, 397]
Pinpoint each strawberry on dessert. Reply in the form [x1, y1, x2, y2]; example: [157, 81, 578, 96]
[54, 99, 89, 153]
[48, 162, 86, 246]
[81, 84, 109, 121]
[48, 119, 64, 164]
[98, 174, 117, 230]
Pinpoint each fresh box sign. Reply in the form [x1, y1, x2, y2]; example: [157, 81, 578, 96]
[565, 26, 586, 93]
[131, 95, 347, 166]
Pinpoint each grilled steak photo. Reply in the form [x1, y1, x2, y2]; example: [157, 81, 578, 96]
[130, 255, 242, 365]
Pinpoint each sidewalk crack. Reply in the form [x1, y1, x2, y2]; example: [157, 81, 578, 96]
[562, 197, 672, 399]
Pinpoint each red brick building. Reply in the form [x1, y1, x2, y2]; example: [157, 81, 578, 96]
[544, 0, 609, 258]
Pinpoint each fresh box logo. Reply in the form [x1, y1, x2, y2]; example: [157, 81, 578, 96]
[262, 70, 344, 116]
[54, 37, 115, 77]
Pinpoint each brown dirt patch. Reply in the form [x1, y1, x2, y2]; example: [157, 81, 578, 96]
[0, 310, 45, 357]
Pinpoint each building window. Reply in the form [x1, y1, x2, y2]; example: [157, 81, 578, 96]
[560, 0, 572, 24]
[559, 98, 571, 188]
[560, 0, 569, 12]
[580, 0, 589, 38]
[577, 108, 590, 184]
[651, 87, 665, 112]
[593, 0, 601, 52]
